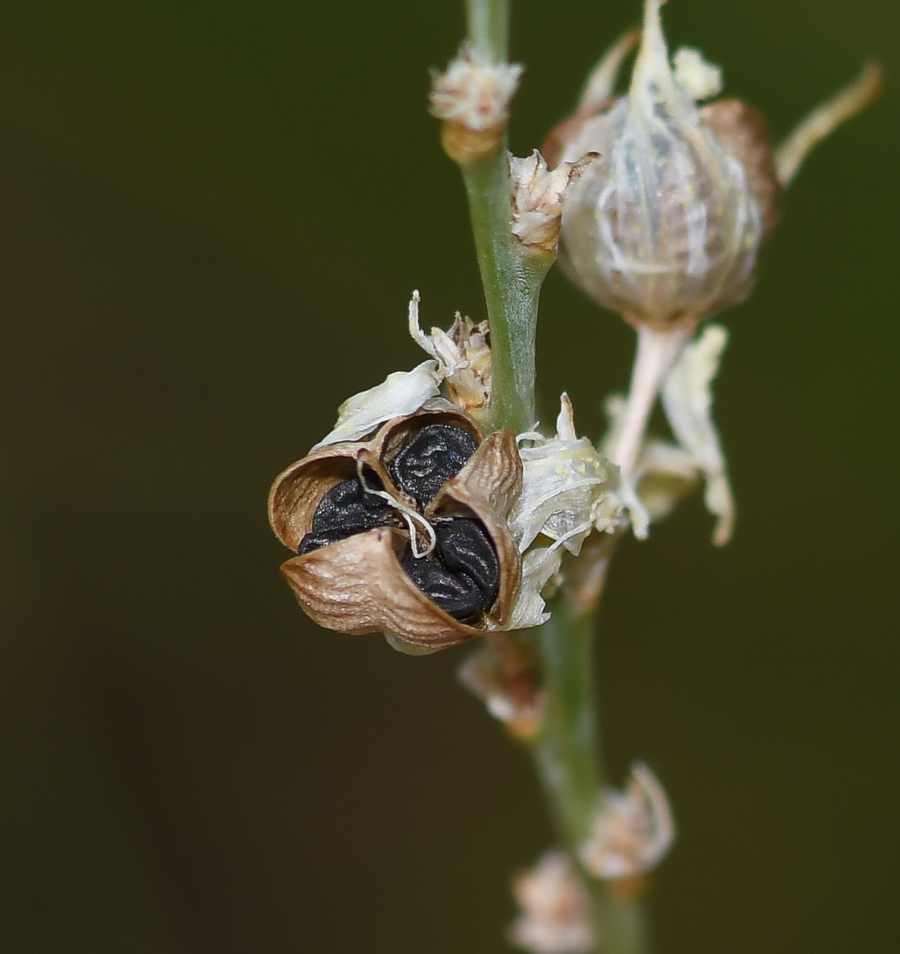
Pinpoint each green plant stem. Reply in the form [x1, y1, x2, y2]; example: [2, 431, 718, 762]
[465, 0, 507, 61]
[532, 595, 604, 847]
[461, 155, 544, 435]
[460, 0, 545, 436]
[530, 586, 649, 954]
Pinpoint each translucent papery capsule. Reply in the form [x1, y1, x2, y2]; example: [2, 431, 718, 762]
[558, 0, 767, 327]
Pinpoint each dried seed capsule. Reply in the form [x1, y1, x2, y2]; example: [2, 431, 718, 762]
[298, 471, 393, 554]
[388, 422, 479, 507]
[433, 518, 499, 607]
[269, 414, 523, 648]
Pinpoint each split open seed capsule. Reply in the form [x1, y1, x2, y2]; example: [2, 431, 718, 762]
[268, 408, 523, 649]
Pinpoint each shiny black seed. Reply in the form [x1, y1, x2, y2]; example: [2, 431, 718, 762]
[401, 552, 485, 624]
[298, 530, 344, 555]
[388, 423, 479, 507]
[434, 519, 499, 607]
[298, 472, 393, 553]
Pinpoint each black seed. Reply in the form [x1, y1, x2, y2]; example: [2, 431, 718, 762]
[388, 423, 479, 507]
[434, 519, 500, 607]
[298, 530, 344, 555]
[401, 552, 485, 623]
[298, 472, 393, 553]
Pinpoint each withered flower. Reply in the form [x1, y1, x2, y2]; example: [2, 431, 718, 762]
[269, 406, 523, 650]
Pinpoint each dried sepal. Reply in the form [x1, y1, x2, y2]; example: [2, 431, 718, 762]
[658, 323, 735, 545]
[510, 394, 620, 553]
[505, 395, 623, 628]
[633, 439, 699, 524]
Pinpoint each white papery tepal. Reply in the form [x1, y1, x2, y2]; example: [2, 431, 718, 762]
[503, 395, 623, 629]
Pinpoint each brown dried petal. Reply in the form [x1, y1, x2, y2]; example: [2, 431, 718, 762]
[280, 527, 481, 648]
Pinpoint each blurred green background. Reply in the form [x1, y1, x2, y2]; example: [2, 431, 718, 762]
[0, 1, 897, 952]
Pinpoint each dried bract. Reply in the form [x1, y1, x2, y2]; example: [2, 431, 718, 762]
[509, 150, 599, 257]
[509, 851, 594, 954]
[458, 638, 544, 740]
[430, 43, 524, 163]
[580, 763, 675, 887]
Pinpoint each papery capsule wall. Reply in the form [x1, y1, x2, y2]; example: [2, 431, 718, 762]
[558, 0, 766, 326]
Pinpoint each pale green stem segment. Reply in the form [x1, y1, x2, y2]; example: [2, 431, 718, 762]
[459, 0, 547, 436]
[530, 567, 649, 954]
[465, 0, 507, 61]
[532, 594, 604, 845]
[462, 154, 546, 435]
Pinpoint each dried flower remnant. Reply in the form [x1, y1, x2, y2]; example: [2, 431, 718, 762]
[601, 323, 735, 544]
[506, 394, 624, 629]
[430, 43, 524, 163]
[408, 298, 492, 417]
[509, 851, 594, 954]
[458, 637, 544, 740]
[580, 763, 675, 899]
[553, 8, 880, 326]
[509, 150, 598, 257]
[314, 291, 491, 450]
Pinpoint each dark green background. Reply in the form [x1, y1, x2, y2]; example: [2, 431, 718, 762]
[0, 1, 896, 952]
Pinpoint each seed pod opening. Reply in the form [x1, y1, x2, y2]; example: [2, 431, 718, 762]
[268, 410, 523, 648]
